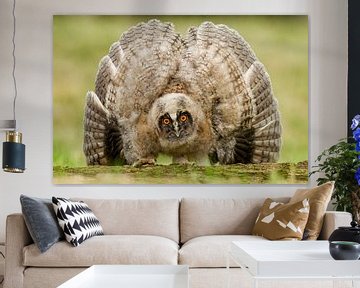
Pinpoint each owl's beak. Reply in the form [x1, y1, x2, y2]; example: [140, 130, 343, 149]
[174, 123, 180, 137]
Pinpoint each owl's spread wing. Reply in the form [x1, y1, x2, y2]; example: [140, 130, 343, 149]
[112, 19, 183, 117]
[84, 20, 183, 165]
[83, 92, 108, 165]
[176, 22, 281, 163]
[244, 61, 281, 163]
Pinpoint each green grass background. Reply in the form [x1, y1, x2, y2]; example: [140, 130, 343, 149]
[53, 15, 308, 167]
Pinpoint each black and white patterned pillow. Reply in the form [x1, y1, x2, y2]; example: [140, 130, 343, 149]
[52, 197, 104, 247]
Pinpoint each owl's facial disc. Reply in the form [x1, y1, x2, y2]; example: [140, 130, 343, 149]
[158, 111, 193, 141]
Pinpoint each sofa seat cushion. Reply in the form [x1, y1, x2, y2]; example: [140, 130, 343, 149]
[179, 235, 267, 268]
[23, 235, 179, 267]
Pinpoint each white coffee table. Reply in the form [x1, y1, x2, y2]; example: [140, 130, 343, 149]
[228, 241, 360, 288]
[58, 265, 189, 288]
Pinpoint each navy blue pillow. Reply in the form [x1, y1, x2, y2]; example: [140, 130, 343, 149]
[20, 195, 64, 253]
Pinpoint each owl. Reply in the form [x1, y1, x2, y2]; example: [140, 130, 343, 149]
[83, 19, 281, 167]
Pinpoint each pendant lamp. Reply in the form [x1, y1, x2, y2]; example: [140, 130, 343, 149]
[1, 0, 26, 173]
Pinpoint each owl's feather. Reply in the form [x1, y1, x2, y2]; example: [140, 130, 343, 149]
[83, 19, 282, 166]
[174, 21, 281, 163]
[115, 20, 183, 118]
[83, 92, 109, 165]
[245, 61, 281, 163]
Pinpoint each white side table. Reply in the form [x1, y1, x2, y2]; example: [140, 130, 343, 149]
[228, 240, 360, 288]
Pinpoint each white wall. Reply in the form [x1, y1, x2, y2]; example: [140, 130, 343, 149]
[0, 0, 348, 242]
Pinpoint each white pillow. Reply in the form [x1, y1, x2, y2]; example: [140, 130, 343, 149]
[52, 197, 103, 246]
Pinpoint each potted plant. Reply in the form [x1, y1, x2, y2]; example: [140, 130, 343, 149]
[310, 115, 360, 222]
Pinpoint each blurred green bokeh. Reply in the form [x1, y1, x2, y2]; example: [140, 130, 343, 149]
[53, 15, 308, 167]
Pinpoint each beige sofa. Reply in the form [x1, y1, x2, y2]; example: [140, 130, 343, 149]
[4, 198, 352, 288]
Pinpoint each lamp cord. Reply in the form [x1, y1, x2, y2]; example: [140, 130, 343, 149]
[11, 0, 17, 129]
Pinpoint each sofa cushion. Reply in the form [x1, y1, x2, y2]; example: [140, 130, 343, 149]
[72, 198, 179, 243]
[179, 235, 267, 268]
[20, 195, 64, 253]
[180, 198, 289, 243]
[23, 235, 179, 267]
[252, 198, 310, 240]
[52, 197, 104, 247]
[290, 181, 334, 240]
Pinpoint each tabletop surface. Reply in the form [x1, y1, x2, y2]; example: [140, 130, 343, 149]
[58, 265, 189, 288]
[232, 240, 333, 261]
[230, 240, 360, 278]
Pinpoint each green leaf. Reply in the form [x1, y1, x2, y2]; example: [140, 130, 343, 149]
[310, 138, 359, 216]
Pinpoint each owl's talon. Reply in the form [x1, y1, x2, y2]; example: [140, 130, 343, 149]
[133, 158, 156, 168]
[172, 155, 190, 165]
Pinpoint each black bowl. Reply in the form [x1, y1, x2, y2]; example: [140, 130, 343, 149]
[329, 241, 360, 260]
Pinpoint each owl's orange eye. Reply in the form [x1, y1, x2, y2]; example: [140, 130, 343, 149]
[162, 118, 171, 125]
[180, 115, 188, 122]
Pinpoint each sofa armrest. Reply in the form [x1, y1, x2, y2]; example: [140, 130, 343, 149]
[318, 211, 352, 240]
[4, 213, 33, 288]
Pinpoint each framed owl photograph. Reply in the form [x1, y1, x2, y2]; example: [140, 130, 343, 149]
[53, 15, 308, 184]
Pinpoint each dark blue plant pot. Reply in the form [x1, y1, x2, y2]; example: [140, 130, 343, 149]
[329, 241, 360, 260]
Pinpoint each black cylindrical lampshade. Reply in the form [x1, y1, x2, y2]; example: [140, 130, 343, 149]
[2, 131, 25, 173]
